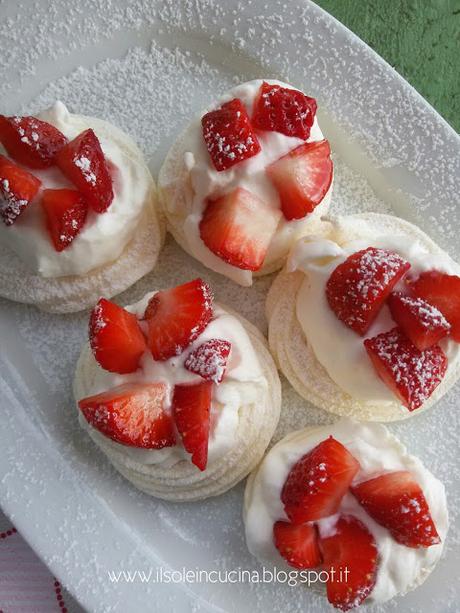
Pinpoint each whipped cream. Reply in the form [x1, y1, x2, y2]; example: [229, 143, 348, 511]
[163, 79, 332, 286]
[77, 293, 268, 468]
[0, 102, 151, 278]
[244, 419, 448, 604]
[287, 224, 460, 406]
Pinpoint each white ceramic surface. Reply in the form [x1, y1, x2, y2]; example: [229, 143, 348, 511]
[0, 1, 459, 611]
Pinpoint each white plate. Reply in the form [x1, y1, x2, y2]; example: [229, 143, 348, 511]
[1, 1, 459, 611]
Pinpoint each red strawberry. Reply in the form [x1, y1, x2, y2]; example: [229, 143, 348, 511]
[89, 298, 146, 374]
[388, 292, 450, 350]
[364, 327, 447, 411]
[55, 128, 113, 213]
[0, 115, 67, 169]
[0, 154, 41, 225]
[78, 382, 175, 449]
[199, 187, 281, 271]
[172, 381, 212, 471]
[351, 471, 440, 548]
[267, 140, 333, 221]
[252, 81, 317, 140]
[273, 521, 322, 570]
[145, 279, 213, 361]
[184, 339, 231, 383]
[41, 188, 88, 252]
[320, 515, 377, 611]
[201, 98, 261, 171]
[408, 270, 460, 342]
[281, 437, 360, 524]
[326, 247, 410, 335]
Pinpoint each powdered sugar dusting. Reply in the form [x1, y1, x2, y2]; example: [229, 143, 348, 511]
[0, 1, 459, 612]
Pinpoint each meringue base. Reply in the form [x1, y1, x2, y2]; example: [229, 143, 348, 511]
[266, 213, 460, 421]
[73, 306, 282, 502]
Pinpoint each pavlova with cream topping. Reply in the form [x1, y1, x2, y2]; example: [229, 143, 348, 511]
[0, 102, 163, 312]
[244, 419, 447, 610]
[74, 278, 281, 501]
[267, 213, 460, 421]
[158, 79, 333, 286]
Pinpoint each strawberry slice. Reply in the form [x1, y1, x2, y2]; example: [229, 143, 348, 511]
[351, 471, 440, 548]
[89, 298, 146, 374]
[0, 154, 41, 225]
[388, 292, 450, 350]
[172, 381, 213, 471]
[41, 188, 88, 252]
[78, 382, 175, 449]
[145, 278, 213, 361]
[199, 187, 281, 271]
[252, 81, 317, 140]
[266, 139, 332, 221]
[55, 128, 113, 213]
[184, 339, 231, 383]
[281, 437, 360, 524]
[364, 327, 447, 411]
[408, 270, 460, 342]
[273, 521, 322, 570]
[201, 98, 261, 171]
[326, 247, 410, 335]
[320, 515, 377, 611]
[0, 115, 67, 169]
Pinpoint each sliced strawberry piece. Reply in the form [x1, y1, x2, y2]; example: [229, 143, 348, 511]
[351, 471, 440, 548]
[184, 339, 231, 383]
[172, 381, 212, 470]
[320, 515, 377, 611]
[145, 278, 213, 361]
[408, 270, 460, 342]
[199, 187, 281, 271]
[388, 292, 450, 350]
[266, 139, 332, 221]
[41, 188, 88, 252]
[0, 154, 41, 225]
[252, 81, 317, 140]
[0, 115, 67, 169]
[201, 98, 261, 171]
[78, 382, 175, 449]
[273, 521, 321, 570]
[89, 298, 146, 374]
[55, 128, 113, 213]
[364, 327, 447, 411]
[281, 437, 360, 524]
[326, 247, 410, 335]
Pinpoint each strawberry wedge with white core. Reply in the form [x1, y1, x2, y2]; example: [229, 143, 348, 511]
[199, 187, 282, 271]
[145, 278, 213, 361]
[351, 471, 440, 548]
[281, 436, 360, 524]
[326, 247, 410, 335]
[364, 327, 447, 411]
[78, 383, 175, 449]
[0, 154, 41, 226]
[388, 292, 451, 350]
[267, 140, 333, 221]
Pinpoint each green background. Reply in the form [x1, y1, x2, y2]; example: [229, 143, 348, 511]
[314, 0, 460, 133]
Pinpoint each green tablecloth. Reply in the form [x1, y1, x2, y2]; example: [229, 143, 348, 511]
[315, 0, 460, 133]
